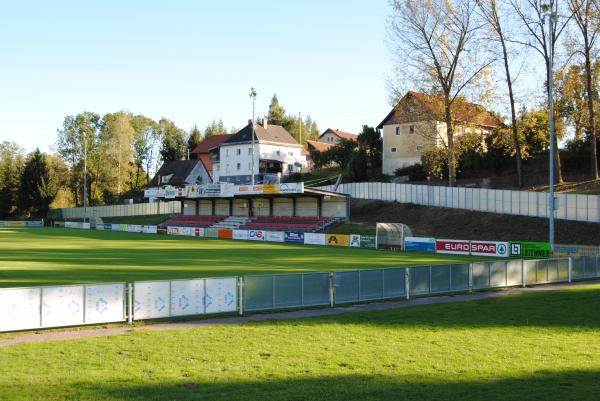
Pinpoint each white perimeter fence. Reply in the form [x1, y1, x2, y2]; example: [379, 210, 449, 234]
[49, 201, 181, 220]
[2, 256, 599, 333]
[317, 182, 600, 223]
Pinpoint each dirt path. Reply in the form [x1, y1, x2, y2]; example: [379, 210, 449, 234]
[1, 281, 596, 347]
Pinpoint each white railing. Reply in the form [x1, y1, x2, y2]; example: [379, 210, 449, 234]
[50, 201, 181, 220]
[317, 182, 600, 223]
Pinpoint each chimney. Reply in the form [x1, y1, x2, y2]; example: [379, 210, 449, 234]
[248, 119, 253, 126]
[262, 118, 268, 129]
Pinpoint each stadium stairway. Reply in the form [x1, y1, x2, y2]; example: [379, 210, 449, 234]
[210, 216, 251, 230]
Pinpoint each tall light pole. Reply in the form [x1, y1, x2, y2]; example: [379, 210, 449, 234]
[83, 132, 87, 224]
[249, 87, 257, 185]
[543, 4, 557, 248]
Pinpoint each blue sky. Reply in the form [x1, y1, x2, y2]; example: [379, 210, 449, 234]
[0, 1, 393, 152]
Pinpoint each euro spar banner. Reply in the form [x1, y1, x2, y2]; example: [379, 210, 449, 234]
[284, 232, 304, 244]
[469, 241, 509, 257]
[248, 230, 265, 241]
[436, 239, 471, 255]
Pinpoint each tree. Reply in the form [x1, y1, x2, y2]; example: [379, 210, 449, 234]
[187, 124, 202, 153]
[56, 112, 101, 206]
[309, 148, 328, 171]
[357, 125, 382, 168]
[100, 112, 135, 199]
[131, 115, 159, 187]
[509, 0, 571, 183]
[0, 142, 24, 217]
[347, 147, 369, 181]
[568, 0, 600, 178]
[389, 0, 492, 186]
[18, 149, 56, 217]
[159, 118, 187, 161]
[204, 119, 227, 138]
[304, 115, 320, 141]
[325, 139, 357, 170]
[477, 0, 525, 187]
[556, 64, 588, 140]
[267, 94, 286, 126]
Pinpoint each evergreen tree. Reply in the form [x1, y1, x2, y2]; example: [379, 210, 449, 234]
[187, 124, 202, 152]
[0, 142, 24, 217]
[267, 94, 286, 126]
[159, 118, 187, 161]
[18, 149, 56, 217]
[204, 119, 227, 137]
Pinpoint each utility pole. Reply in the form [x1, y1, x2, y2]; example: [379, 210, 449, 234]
[250, 87, 257, 185]
[544, 4, 557, 248]
[298, 112, 302, 145]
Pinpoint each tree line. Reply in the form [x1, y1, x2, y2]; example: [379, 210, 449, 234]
[389, 0, 600, 187]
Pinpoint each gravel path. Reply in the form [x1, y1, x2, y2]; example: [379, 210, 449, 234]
[0, 281, 595, 347]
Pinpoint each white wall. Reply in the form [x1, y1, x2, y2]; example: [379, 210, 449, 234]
[214, 199, 230, 216]
[233, 199, 249, 216]
[322, 198, 347, 218]
[296, 197, 318, 217]
[218, 142, 307, 179]
[199, 200, 212, 215]
[273, 198, 293, 216]
[182, 200, 196, 215]
[253, 199, 270, 216]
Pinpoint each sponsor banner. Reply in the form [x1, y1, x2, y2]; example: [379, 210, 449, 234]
[436, 239, 470, 255]
[470, 241, 509, 257]
[349, 234, 361, 247]
[326, 234, 350, 247]
[142, 225, 158, 234]
[404, 237, 437, 252]
[359, 235, 376, 248]
[170, 279, 205, 317]
[144, 188, 158, 198]
[126, 224, 141, 233]
[41, 285, 85, 328]
[166, 226, 180, 235]
[164, 187, 177, 199]
[553, 244, 600, 257]
[284, 231, 304, 244]
[510, 241, 552, 259]
[84, 283, 125, 324]
[304, 233, 326, 246]
[193, 227, 204, 237]
[65, 222, 91, 229]
[204, 228, 218, 238]
[278, 182, 304, 194]
[233, 230, 249, 240]
[0, 287, 41, 332]
[262, 184, 279, 194]
[234, 182, 304, 196]
[266, 231, 285, 243]
[176, 187, 188, 198]
[133, 281, 171, 320]
[24, 221, 43, 227]
[218, 229, 233, 239]
[248, 230, 266, 241]
[204, 278, 237, 314]
[167, 226, 204, 237]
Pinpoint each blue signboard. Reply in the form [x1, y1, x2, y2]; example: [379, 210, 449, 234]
[24, 221, 43, 227]
[284, 232, 304, 244]
[404, 237, 436, 252]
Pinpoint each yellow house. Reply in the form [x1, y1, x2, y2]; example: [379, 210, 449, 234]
[377, 91, 500, 175]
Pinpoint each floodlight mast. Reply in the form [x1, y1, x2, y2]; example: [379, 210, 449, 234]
[249, 88, 257, 186]
[543, 3, 557, 249]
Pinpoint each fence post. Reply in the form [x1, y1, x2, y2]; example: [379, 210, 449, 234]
[405, 267, 410, 300]
[468, 263, 473, 292]
[238, 277, 244, 315]
[128, 283, 133, 324]
[521, 259, 526, 288]
[329, 273, 334, 307]
[568, 257, 572, 283]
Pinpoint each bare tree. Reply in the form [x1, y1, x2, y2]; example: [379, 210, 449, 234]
[477, 0, 525, 187]
[568, 0, 600, 179]
[509, 0, 572, 183]
[389, 0, 493, 186]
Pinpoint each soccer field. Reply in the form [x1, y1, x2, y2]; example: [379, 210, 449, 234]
[0, 228, 485, 288]
[1, 284, 599, 400]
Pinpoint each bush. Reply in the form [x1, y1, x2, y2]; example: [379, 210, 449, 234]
[421, 147, 448, 179]
[394, 163, 428, 181]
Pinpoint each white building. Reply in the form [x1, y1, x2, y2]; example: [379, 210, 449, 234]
[213, 119, 307, 184]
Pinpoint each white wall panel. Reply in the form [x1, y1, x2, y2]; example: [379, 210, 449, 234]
[84, 283, 125, 324]
[41, 286, 85, 328]
[170, 279, 205, 317]
[134, 281, 170, 320]
[204, 278, 237, 313]
[0, 287, 41, 332]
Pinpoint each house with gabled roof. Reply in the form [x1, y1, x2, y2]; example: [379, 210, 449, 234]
[318, 128, 358, 145]
[377, 91, 500, 175]
[190, 134, 231, 180]
[213, 119, 307, 185]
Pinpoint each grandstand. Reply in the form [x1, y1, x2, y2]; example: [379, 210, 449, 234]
[148, 182, 348, 233]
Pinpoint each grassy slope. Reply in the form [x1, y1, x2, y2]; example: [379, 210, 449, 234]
[342, 199, 600, 245]
[1, 285, 599, 401]
[0, 228, 484, 288]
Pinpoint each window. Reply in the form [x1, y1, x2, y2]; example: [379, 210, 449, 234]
[276, 150, 281, 156]
[391, 147, 397, 153]
[236, 163, 241, 170]
[395, 127, 400, 136]
[237, 148, 241, 155]
[409, 125, 415, 134]
[416, 144, 423, 152]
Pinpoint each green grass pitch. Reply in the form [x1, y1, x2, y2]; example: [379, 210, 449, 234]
[1, 284, 599, 400]
[0, 228, 487, 288]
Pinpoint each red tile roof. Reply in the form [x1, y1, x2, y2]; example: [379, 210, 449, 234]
[190, 134, 231, 154]
[320, 128, 358, 141]
[306, 140, 334, 152]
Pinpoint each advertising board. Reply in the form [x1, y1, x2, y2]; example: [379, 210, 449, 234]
[218, 229, 233, 239]
[359, 235, 377, 248]
[349, 234, 361, 247]
[284, 231, 304, 244]
[266, 231, 285, 242]
[233, 230, 249, 240]
[133, 281, 170, 320]
[469, 241, 509, 257]
[84, 283, 125, 324]
[169, 279, 205, 317]
[0, 287, 41, 332]
[204, 278, 237, 314]
[304, 233, 326, 246]
[510, 241, 552, 259]
[436, 239, 470, 255]
[404, 237, 436, 252]
[326, 234, 349, 247]
[248, 230, 266, 241]
[41, 286, 85, 328]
